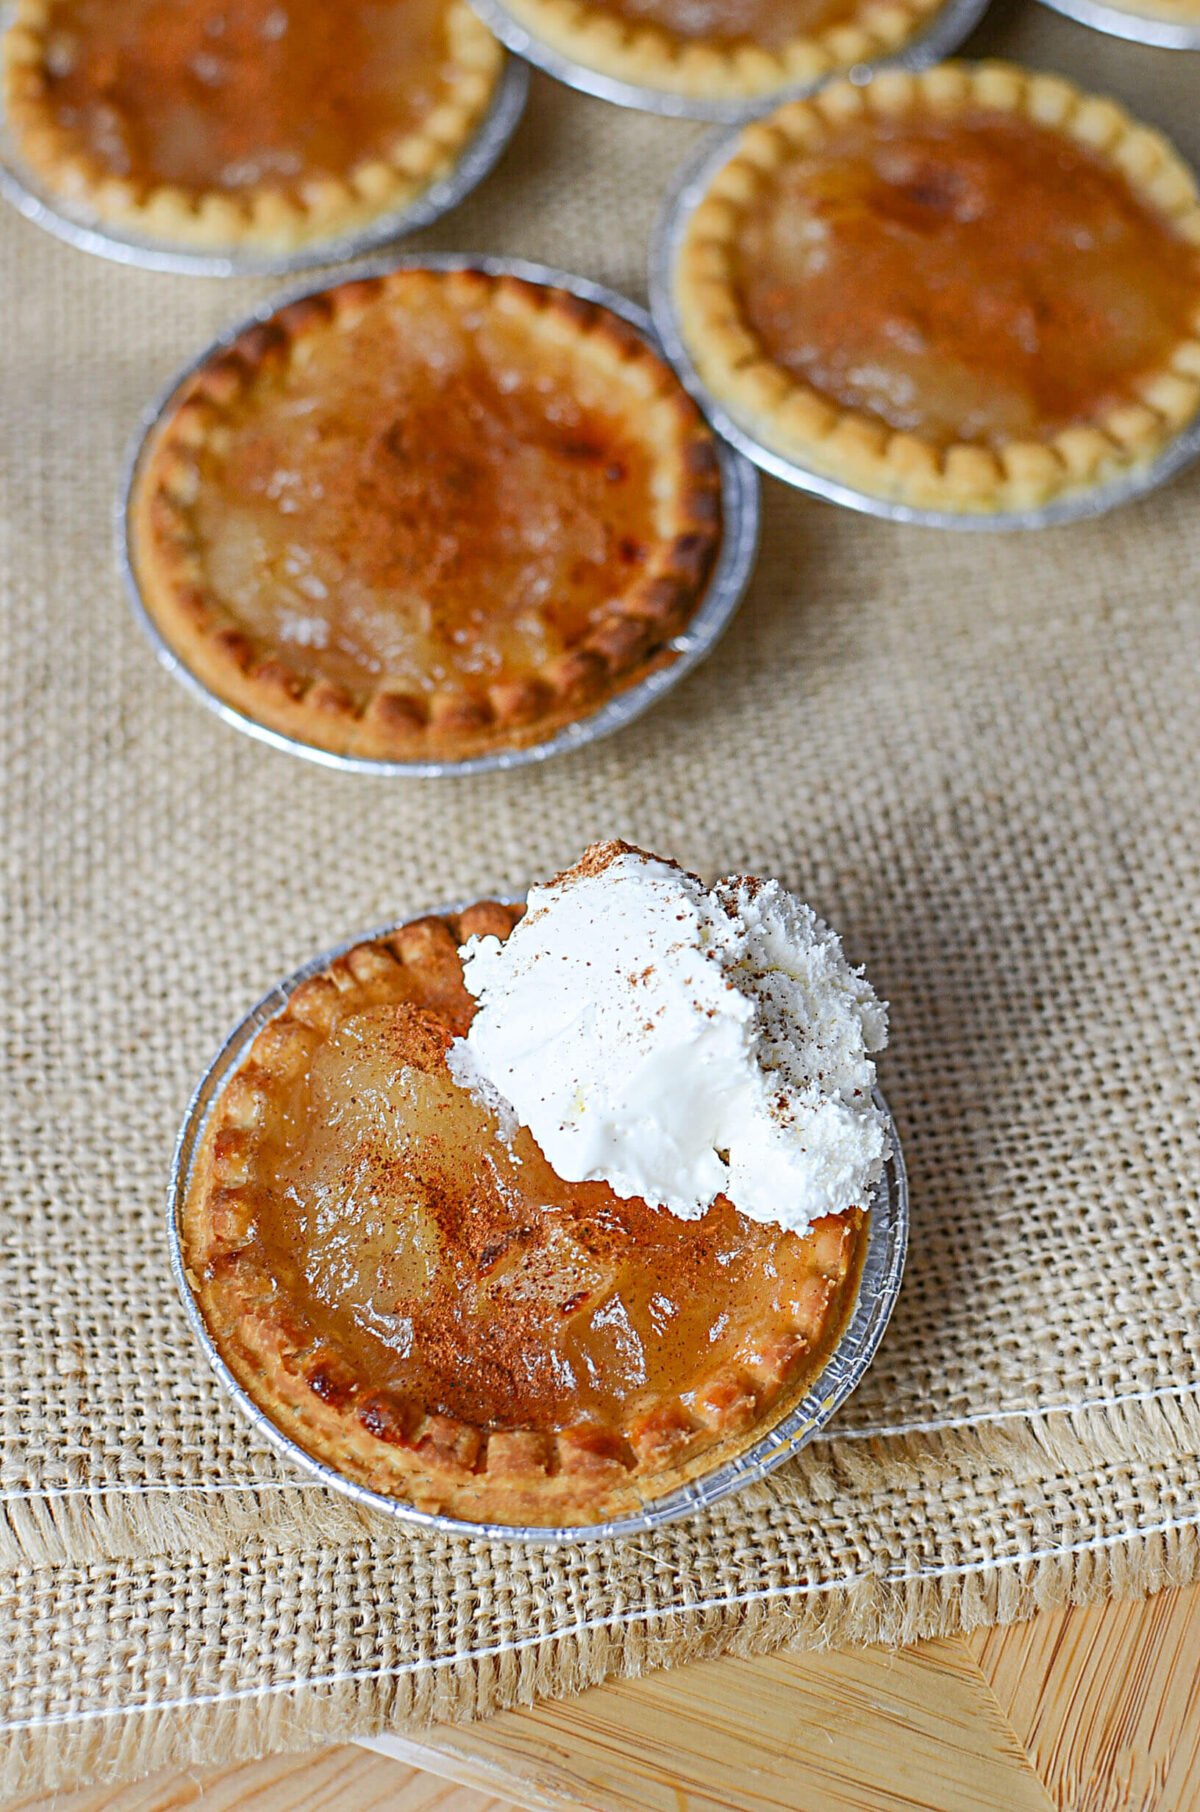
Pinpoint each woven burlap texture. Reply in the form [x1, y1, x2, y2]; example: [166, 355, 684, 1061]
[4, 2, 1200, 1797]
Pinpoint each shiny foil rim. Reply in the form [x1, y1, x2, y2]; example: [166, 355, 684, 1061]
[1034, 0, 1200, 47]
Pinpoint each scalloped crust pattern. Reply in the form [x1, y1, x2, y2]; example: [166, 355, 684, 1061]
[500, 0, 949, 103]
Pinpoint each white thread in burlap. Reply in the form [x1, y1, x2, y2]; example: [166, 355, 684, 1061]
[2, 2, 1200, 1797]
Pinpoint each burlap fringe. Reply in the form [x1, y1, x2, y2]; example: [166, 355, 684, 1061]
[3, 1511, 1198, 1802]
[0, 1480, 381, 1572]
[774, 1384, 1200, 1504]
[3, 1387, 1200, 1799]
[6, 1385, 1200, 1570]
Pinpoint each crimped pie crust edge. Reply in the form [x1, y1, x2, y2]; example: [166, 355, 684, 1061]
[673, 61, 1200, 514]
[129, 267, 724, 763]
[181, 905, 866, 1527]
[497, 0, 947, 102]
[2, 0, 504, 251]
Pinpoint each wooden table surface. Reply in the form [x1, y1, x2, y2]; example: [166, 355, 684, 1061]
[9, 1581, 1200, 1812]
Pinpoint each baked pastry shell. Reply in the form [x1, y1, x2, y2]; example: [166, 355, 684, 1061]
[0, 50, 529, 277]
[117, 254, 761, 778]
[464, 0, 990, 124]
[170, 901, 909, 1545]
[649, 121, 1200, 531]
[1034, 0, 1200, 49]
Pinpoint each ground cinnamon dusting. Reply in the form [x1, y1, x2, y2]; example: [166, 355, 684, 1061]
[548, 838, 695, 890]
[737, 108, 1200, 444]
[40, 0, 449, 193]
[236, 910, 861, 1435]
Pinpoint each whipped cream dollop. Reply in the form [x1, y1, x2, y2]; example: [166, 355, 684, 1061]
[447, 842, 889, 1233]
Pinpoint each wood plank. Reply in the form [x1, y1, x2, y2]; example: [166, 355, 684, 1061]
[1, 1745, 524, 1812]
[380, 1637, 1056, 1812]
[970, 1583, 1200, 1812]
[11, 1587, 1200, 1812]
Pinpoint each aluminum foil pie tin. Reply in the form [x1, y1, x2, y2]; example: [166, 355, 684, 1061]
[0, 53, 529, 276]
[1035, 0, 1200, 47]
[117, 254, 761, 777]
[465, 0, 992, 123]
[169, 905, 909, 1546]
[650, 125, 1200, 531]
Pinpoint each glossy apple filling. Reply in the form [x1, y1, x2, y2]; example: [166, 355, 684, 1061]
[254, 998, 863, 1432]
[190, 292, 662, 702]
[34, 0, 453, 193]
[735, 108, 1200, 446]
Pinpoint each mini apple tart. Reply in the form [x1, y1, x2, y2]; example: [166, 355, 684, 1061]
[2, 0, 506, 253]
[128, 265, 726, 764]
[180, 903, 869, 1528]
[671, 62, 1200, 514]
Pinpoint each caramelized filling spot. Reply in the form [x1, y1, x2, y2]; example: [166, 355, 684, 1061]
[251, 981, 861, 1435]
[734, 109, 1200, 447]
[36, 0, 454, 194]
[187, 289, 664, 703]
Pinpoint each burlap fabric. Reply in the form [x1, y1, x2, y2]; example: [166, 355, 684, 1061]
[4, 0, 1200, 1797]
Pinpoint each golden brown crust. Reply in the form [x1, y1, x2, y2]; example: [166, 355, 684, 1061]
[675, 62, 1200, 514]
[2, 0, 503, 251]
[182, 905, 866, 1527]
[130, 267, 723, 763]
[500, 0, 947, 103]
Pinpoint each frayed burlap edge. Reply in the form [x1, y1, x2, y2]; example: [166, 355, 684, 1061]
[3, 1390, 1199, 1799]
[5, 1387, 1200, 1570]
[3, 1506, 1198, 1801]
